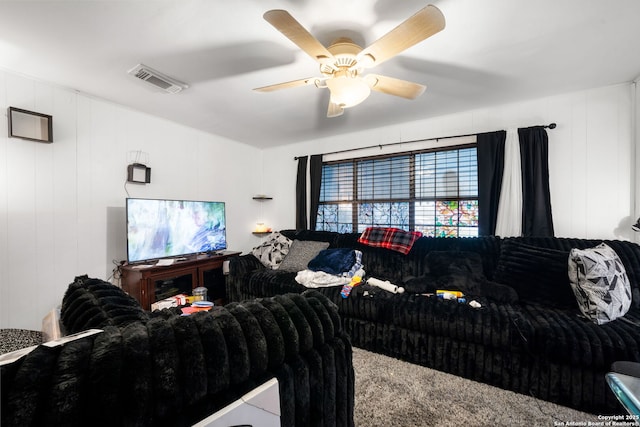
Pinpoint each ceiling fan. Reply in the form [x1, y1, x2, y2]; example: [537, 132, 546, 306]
[254, 5, 445, 117]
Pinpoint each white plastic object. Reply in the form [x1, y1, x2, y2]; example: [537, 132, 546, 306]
[367, 277, 405, 294]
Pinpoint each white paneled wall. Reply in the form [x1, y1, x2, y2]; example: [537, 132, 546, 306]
[262, 83, 636, 242]
[1, 67, 637, 330]
[0, 70, 263, 330]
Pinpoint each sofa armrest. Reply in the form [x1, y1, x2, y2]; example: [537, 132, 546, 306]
[227, 254, 267, 303]
[229, 254, 265, 276]
[4, 289, 355, 427]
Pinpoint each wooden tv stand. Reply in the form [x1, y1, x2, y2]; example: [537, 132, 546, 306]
[119, 252, 241, 310]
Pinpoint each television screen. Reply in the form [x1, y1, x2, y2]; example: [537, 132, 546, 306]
[126, 198, 227, 263]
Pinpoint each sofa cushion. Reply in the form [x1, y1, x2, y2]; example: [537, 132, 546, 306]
[568, 243, 632, 325]
[426, 251, 486, 294]
[493, 240, 576, 309]
[521, 303, 640, 368]
[403, 251, 518, 303]
[280, 229, 340, 246]
[401, 275, 436, 294]
[279, 240, 330, 272]
[252, 232, 292, 269]
[505, 237, 640, 309]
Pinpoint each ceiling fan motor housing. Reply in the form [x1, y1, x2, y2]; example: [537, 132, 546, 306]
[321, 38, 362, 74]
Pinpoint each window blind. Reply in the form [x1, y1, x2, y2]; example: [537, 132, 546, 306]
[316, 145, 479, 237]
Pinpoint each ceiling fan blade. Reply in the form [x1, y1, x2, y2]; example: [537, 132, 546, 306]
[358, 5, 445, 67]
[365, 74, 426, 99]
[327, 98, 344, 117]
[263, 10, 335, 66]
[253, 77, 318, 92]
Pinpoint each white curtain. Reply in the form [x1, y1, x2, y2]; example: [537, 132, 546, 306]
[495, 129, 522, 237]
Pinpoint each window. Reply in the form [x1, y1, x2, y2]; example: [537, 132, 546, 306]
[315, 144, 479, 237]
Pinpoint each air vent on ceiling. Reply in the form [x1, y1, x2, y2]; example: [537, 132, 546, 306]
[127, 64, 188, 94]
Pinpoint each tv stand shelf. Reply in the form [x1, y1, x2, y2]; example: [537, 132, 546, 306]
[119, 252, 241, 310]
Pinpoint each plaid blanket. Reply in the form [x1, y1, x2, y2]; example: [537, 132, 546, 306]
[357, 227, 423, 255]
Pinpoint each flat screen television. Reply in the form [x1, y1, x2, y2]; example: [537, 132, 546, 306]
[126, 198, 227, 263]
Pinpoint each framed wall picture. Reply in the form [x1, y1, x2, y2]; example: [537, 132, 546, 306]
[8, 107, 53, 143]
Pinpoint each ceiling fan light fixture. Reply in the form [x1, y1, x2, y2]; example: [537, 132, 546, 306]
[326, 75, 371, 108]
[257, 6, 445, 115]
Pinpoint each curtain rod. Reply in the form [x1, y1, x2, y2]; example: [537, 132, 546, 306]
[293, 122, 556, 160]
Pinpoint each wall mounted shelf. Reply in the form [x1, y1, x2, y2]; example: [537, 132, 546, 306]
[253, 196, 272, 234]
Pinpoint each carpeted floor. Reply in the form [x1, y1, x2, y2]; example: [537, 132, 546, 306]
[352, 347, 613, 427]
[0, 329, 42, 354]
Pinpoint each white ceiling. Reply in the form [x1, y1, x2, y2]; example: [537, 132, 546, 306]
[1, 0, 639, 149]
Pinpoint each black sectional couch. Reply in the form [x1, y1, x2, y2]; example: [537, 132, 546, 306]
[227, 230, 640, 414]
[1, 276, 355, 427]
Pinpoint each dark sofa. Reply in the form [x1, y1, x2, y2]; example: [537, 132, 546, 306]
[227, 230, 640, 414]
[1, 276, 355, 427]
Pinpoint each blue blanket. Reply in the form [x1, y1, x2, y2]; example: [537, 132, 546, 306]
[307, 248, 358, 275]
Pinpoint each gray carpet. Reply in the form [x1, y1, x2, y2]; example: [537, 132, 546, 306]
[0, 329, 43, 354]
[352, 347, 612, 427]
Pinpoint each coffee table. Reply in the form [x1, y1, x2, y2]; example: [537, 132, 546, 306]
[606, 371, 640, 416]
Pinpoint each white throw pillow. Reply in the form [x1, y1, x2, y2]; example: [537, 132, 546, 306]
[252, 232, 292, 269]
[568, 243, 632, 325]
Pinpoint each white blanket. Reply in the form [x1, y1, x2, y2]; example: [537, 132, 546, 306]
[295, 268, 365, 288]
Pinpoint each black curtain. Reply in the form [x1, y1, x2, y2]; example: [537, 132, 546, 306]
[518, 126, 554, 237]
[309, 155, 323, 231]
[295, 156, 308, 230]
[477, 130, 506, 236]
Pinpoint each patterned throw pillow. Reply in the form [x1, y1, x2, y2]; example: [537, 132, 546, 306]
[568, 243, 632, 325]
[252, 232, 293, 269]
